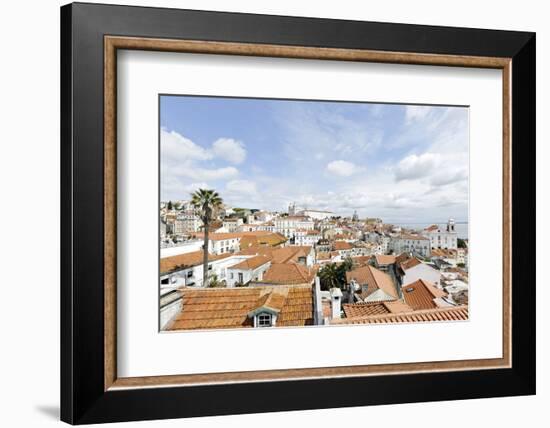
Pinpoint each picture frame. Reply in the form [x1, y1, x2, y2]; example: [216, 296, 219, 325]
[60, 2, 535, 424]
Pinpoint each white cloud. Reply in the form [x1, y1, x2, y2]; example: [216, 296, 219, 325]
[226, 179, 257, 194]
[161, 129, 212, 163]
[326, 160, 362, 177]
[430, 168, 468, 186]
[394, 153, 440, 181]
[212, 138, 246, 164]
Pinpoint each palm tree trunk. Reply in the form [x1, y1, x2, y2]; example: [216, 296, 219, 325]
[202, 223, 209, 287]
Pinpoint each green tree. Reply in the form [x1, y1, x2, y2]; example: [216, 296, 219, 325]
[208, 273, 224, 288]
[191, 189, 223, 287]
[167, 200, 173, 210]
[319, 258, 355, 293]
[458, 238, 467, 248]
[319, 263, 340, 291]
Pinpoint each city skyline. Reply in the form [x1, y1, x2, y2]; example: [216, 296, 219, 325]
[160, 95, 469, 223]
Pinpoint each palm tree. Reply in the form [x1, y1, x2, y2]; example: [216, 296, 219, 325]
[319, 263, 341, 291]
[191, 189, 223, 287]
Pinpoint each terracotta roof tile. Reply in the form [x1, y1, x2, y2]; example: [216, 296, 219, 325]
[399, 233, 430, 241]
[332, 305, 468, 325]
[168, 285, 313, 330]
[228, 255, 271, 270]
[351, 255, 372, 266]
[345, 265, 398, 300]
[160, 251, 231, 275]
[260, 263, 317, 285]
[402, 279, 447, 310]
[343, 300, 413, 318]
[375, 254, 396, 265]
[400, 257, 422, 271]
[333, 241, 353, 251]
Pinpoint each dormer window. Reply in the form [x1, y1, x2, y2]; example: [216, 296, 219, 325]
[257, 313, 272, 327]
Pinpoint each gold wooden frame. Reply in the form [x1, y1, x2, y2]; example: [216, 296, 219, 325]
[104, 36, 512, 391]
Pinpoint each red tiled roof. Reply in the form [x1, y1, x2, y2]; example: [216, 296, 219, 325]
[228, 255, 271, 271]
[332, 305, 469, 325]
[260, 263, 317, 285]
[400, 257, 422, 271]
[431, 248, 457, 258]
[402, 279, 447, 310]
[239, 233, 287, 248]
[399, 233, 429, 241]
[375, 254, 396, 266]
[333, 241, 353, 251]
[160, 251, 231, 275]
[168, 285, 314, 330]
[345, 265, 398, 300]
[351, 255, 372, 266]
[343, 300, 413, 318]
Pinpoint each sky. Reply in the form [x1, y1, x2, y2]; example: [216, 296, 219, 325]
[160, 95, 469, 224]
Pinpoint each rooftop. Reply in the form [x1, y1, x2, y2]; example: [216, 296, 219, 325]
[402, 279, 447, 310]
[333, 241, 353, 251]
[228, 255, 271, 271]
[374, 254, 397, 266]
[332, 305, 469, 325]
[400, 257, 422, 271]
[345, 265, 399, 300]
[343, 300, 413, 318]
[168, 285, 314, 330]
[260, 263, 317, 285]
[160, 251, 231, 275]
[399, 233, 430, 241]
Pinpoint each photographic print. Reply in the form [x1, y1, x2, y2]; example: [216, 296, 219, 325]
[159, 95, 469, 332]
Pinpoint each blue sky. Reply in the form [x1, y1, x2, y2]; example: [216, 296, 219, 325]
[160, 95, 468, 223]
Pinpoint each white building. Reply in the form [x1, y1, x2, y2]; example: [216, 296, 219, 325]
[206, 234, 241, 255]
[274, 216, 314, 238]
[423, 219, 458, 250]
[288, 202, 334, 220]
[390, 234, 431, 258]
[297, 209, 334, 220]
[255, 211, 273, 223]
[222, 217, 243, 232]
[399, 259, 442, 288]
[380, 235, 391, 254]
[160, 219, 167, 239]
[160, 240, 204, 258]
[226, 255, 272, 287]
[160, 251, 271, 290]
[457, 247, 468, 266]
[294, 229, 321, 246]
[174, 213, 202, 234]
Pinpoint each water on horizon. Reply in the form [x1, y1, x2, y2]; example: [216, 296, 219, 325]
[395, 222, 469, 240]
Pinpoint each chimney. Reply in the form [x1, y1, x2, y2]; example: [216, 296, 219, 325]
[330, 287, 343, 319]
[313, 277, 324, 325]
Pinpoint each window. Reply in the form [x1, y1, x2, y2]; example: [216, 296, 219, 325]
[238, 273, 243, 283]
[161, 278, 169, 285]
[258, 313, 272, 327]
[208, 264, 213, 271]
[187, 270, 193, 278]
